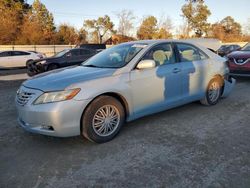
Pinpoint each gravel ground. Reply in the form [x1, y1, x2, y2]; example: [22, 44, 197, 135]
[0, 77, 250, 188]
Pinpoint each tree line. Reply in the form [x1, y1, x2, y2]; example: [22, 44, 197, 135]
[0, 0, 249, 45]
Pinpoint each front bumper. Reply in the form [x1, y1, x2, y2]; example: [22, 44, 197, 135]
[221, 77, 236, 98]
[16, 95, 91, 137]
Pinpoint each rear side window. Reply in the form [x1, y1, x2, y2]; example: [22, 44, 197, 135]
[0, 51, 11, 57]
[141, 43, 176, 66]
[80, 49, 92, 55]
[12, 51, 30, 56]
[176, 43, 208, 62]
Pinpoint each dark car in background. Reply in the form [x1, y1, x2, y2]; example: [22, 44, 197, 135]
[27, 48, 97, 76]
[217, 44, 241, 57]
[227, 43, 250, 77]
[78, 44, 106, 52]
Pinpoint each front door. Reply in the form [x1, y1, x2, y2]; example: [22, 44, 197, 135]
[129, 43, 183, 119]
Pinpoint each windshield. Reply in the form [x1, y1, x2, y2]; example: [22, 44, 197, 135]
[241, 43, 250, 51]
[218, 45, 229, 51]
[54, 49, 70, 57]
[82, 43, 147, 68]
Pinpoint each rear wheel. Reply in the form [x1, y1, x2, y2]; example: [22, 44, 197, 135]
[200, 77, 223, 106]
[82, 96, 125, 143]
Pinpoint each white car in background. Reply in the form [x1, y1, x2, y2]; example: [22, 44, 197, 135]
[0, 50, 43, 69]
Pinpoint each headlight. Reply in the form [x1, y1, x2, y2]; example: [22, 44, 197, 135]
[39, 60, 47, 64]
[34, 88, 80, 105]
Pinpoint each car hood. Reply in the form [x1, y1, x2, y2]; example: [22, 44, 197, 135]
[227, 51, 250, 59]
[23, 66, 116, 92]
[33, 56, 61, 63]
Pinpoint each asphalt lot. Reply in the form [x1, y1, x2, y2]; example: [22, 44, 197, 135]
[0, 70, 250, 188]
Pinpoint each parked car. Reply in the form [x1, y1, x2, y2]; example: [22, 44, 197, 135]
[27, 48, 97, 76]
[0, 50, 43, 69]
[227, 43, 250, 77]
[16, 40, 235, 143]
[217, 44, 241, 57]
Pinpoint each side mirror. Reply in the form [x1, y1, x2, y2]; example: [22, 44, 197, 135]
[66, 53, 71, 58]
[136, 60, 156, 70]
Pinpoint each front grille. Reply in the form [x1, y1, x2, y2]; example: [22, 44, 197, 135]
[16, 90, 34, 106]
[233, 58, 250, 65]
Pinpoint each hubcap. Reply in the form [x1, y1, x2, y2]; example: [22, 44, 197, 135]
[208, 81, 220, 102]
[92, 105, 120, 137]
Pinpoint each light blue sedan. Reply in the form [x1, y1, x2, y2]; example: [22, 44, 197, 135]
[16, 40, 235, 143]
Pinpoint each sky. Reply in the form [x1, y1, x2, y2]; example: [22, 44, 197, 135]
[27, 0, 250, 32]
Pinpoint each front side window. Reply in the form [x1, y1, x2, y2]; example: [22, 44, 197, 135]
[177, 43, 207, 62]
[54, 49, 70, 58]
[141, 43, 176, 66]
[69, 50, 80, 57]
[83, 43, 146, 68]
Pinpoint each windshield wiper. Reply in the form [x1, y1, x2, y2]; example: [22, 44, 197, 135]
[82, 64, 100, 68]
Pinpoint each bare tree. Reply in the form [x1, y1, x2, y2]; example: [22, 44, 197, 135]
[176, 20, 190, 39]
[116, 9, 135, 36]
[158, 14, 173, 32]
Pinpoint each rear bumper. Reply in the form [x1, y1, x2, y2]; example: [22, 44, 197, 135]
[221, 77, 236, 98]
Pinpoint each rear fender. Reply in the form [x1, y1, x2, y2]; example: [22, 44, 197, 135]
[221, 77, 236, 98]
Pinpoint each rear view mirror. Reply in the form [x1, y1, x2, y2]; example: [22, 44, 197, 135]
[136, 60, 156, 70]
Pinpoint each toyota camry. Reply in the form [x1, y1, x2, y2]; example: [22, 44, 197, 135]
[16, 40, 235, 143]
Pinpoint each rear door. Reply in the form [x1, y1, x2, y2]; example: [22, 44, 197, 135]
[11, 51, 31, 67]
[175, 43, 210, 101]
[0, 51, 13, 68]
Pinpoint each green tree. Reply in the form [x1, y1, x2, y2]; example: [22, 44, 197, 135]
[55, 24, 78, 45]
[77, 28, 88, 45]
[17, 0, 55, 44]
[137, 16, 158, 40]
[84, 15, 115, 44]
[220, 16, 241, 35]
[182, 0, 211, 37]
[154, 28, 172, 39]
[0, 0, 30, 44]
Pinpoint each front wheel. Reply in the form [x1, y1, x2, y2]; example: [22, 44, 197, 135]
[200, 78, 223, 106]
[82, 96, 125, 143]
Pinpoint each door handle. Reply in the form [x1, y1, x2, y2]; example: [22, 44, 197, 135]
[172, 68, 181, 73]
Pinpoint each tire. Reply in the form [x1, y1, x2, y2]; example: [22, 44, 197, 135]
[26, 60, 33, 67]
[82, 96, 125, 143]
[26, 60, 35, 76]
[200, 77, 223, 106]
[47, 64, 58, 71]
